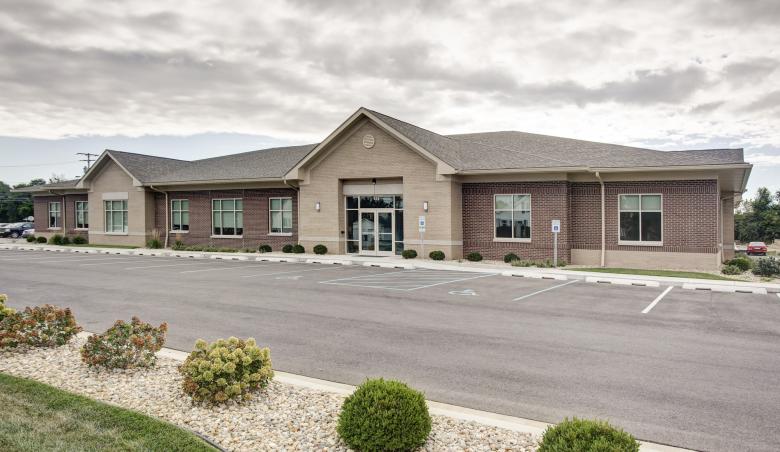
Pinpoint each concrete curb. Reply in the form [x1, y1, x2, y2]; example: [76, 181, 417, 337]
[72, 331, 694, 451]
[3, 243, 778, 294]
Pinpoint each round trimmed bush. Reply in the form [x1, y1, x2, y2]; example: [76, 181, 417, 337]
[50, 234, 64, 245]
[0, 304, 82, 349]
[292, 244, 305, 254]
[258, 244, 272, 253]
[402, 249, 418, 259]
[282, 244, 293, 253]
[337, 378, 431, 451]
[726, 256, 752, 272]
[25, 236, 36, 242]
[721, 264, 742, 275]
[179, 337, 273, 405]
[466, 252, 483, 262]
[752, 256, 780, 277]
[36, 236, 47, 244]
[81, 317, 167, 369]
[503, 252, 519, 263]
[72, 235, 87, 245]
[313, 244, 328, 255]
[538, 418, 639, 452]
[60, 236, 71, 245]
[429, 250, 445, 261]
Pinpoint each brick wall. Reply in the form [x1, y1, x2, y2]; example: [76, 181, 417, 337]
[569, 180, 718, 253]
[153, 188, 298, 250]
[462, 181, 570, 261]
[33, 194, 89, 238]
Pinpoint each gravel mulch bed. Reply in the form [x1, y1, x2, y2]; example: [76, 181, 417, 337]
[0, 339, 539, 451]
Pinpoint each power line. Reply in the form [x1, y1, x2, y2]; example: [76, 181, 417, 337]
[77, 152, 99, 170]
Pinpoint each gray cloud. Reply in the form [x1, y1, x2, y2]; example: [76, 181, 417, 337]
[724, 57, 779, 86]
[743, 90, 780, 113]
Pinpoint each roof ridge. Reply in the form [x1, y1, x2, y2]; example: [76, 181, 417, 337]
[105, 149, 190, 162]
[448, 130, 664, 154]
[365, 109, 458, 143]
[191, 143, 319, 164]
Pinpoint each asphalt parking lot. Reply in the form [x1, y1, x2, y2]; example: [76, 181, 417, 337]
[1, 249, 779, 451]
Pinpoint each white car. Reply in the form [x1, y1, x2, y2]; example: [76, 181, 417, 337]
[22, 228, 35, 238]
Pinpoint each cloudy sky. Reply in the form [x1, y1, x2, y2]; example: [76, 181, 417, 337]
[0, 0, 778, 196]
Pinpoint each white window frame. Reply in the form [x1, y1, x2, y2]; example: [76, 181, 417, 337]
[48, 201, 61, 229]
[268, 197, 293, 236]
[211, 198, 243, 238]
[170, 199, 190, 233]
[75, 201, 88, 230]
[493, 194, 532, 242]
[104, 200, 128, 234]
[618, 193, 663, 246]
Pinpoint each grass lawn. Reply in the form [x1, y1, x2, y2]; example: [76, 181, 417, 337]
[568, 267, 737, 281]
[0, 373, 217, 452]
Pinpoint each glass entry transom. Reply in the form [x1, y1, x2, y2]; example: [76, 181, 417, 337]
[346, 195, 403, 256]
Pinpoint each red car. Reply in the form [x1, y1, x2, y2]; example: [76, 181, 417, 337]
[746, 242, 768, 256]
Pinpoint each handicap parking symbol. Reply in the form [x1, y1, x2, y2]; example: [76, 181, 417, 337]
[449, 289, 478, 296]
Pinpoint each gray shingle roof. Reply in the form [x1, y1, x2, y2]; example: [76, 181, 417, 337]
[12, 179, 81, 192]
[106, 150, 189, 183]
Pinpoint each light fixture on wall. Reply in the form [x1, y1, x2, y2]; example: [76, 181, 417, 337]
[315, 201, 321, 212]
[423, 201, 429, 212]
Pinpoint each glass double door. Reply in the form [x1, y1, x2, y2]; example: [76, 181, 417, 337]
[359, 209, 394, 256]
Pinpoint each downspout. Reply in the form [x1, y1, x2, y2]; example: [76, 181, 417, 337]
[594, 171, 606, 268]
[283, 178, 300, 245]
[149, 185, 169, 248]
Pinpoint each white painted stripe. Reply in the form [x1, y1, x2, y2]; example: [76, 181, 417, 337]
[240, 266, 345, 278]
[512, 280, 579, 301]
[642, 286, 673, 314]
[319, 269, 411, 283]
[179, 263, 274, 274]
[79, 258, 140, 266]
[38, 256, 137, 264]
[405, 273, 496, 290]
[125, 262, 210, 270]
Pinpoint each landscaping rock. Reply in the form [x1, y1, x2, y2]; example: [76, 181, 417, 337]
[0, 338, 539, 451]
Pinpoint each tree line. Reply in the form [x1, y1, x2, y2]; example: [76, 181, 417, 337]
[0, 178, 46, 223]
[735, 187, 780, 244]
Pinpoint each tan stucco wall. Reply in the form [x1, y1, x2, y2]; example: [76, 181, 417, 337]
[86, 159, 151, 246]
[571, 248, 719, 271]
[298, 120, 462, 258]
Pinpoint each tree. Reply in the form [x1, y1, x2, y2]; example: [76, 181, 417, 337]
[735, 187, 780, 244]
[0, 179, 46, 223]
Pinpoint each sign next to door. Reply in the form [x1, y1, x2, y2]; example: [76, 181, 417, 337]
[418, 216, 426, 232]
[551, 219, 561, 233]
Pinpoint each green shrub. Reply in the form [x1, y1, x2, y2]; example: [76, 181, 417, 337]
[36, 236, 47, 244]
[466, 252, 483, 262]
[726, 256, 752, 272]
[0, 294, 16, 322]
[752, 257, 780, 277]
[282, 244, 293, 253]
[0, 305, 82, 349]
[258, 244, 272, 253]
[292, 244, 305, 254]
[60, 236, 71, 245]
[25, 236, 35, 243]
[503, 252, 519, 263]
[313, 244, 327, 255]
[217, 247, 238, 253]
[429, 250, 445, 260]
[402, 249, 418, 259]
[338, 378, 431, 451]
[72, 235, 87, 245]
[511, 259, 533, 267]
[80, 317, 167, 369]
[147, 238, 162, 249]
[557, 259, 567, 267]
[172, 240, 186, 250]
[240, 247, 255, 254]
[721, 264, 742, 275]
[50, 234, 63, 245]
[179, 337, 273, 405]
[538, 418, 640, 452]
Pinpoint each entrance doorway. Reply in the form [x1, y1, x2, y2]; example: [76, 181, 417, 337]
[345, 195, 403, 256]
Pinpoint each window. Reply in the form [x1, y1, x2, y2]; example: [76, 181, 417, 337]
[104, 200, 128, 233]
[171, 200, 189, 231]
[75, 201, 88, 229]
[494, 194, 531, 240]
[212, 198, 243, 236]
[269, 198, 292, 234]
[48, 202, 61, 229]
[619, 194, 662, 244]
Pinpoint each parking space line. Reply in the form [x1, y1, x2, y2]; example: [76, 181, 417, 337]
[78, 258, 144, 266]
[125, 262, 211, 270]
[240, 266, 346, 278]
[642, 286, 673, 314]
[179, 263, 278, 274]
[319, 269, 411, 283]
[512, 280, 578, 301]
[411, 273, 497, 290]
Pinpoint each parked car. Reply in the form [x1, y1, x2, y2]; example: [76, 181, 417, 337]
[0, 222, 34, 238]
[746, 241, 768, 256]
[22, 228, 35, 238]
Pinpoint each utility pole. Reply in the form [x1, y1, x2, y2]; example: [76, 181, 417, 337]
[77, 152, 98, 174]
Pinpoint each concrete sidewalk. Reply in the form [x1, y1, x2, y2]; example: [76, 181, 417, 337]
[4, 241, 779, 294]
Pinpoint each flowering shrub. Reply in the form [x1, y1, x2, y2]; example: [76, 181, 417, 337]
[0, 294, 15, 321]
[0, 304, 81, 349]
[179, 337, 273, 405]
[80, 317, 167, 369]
